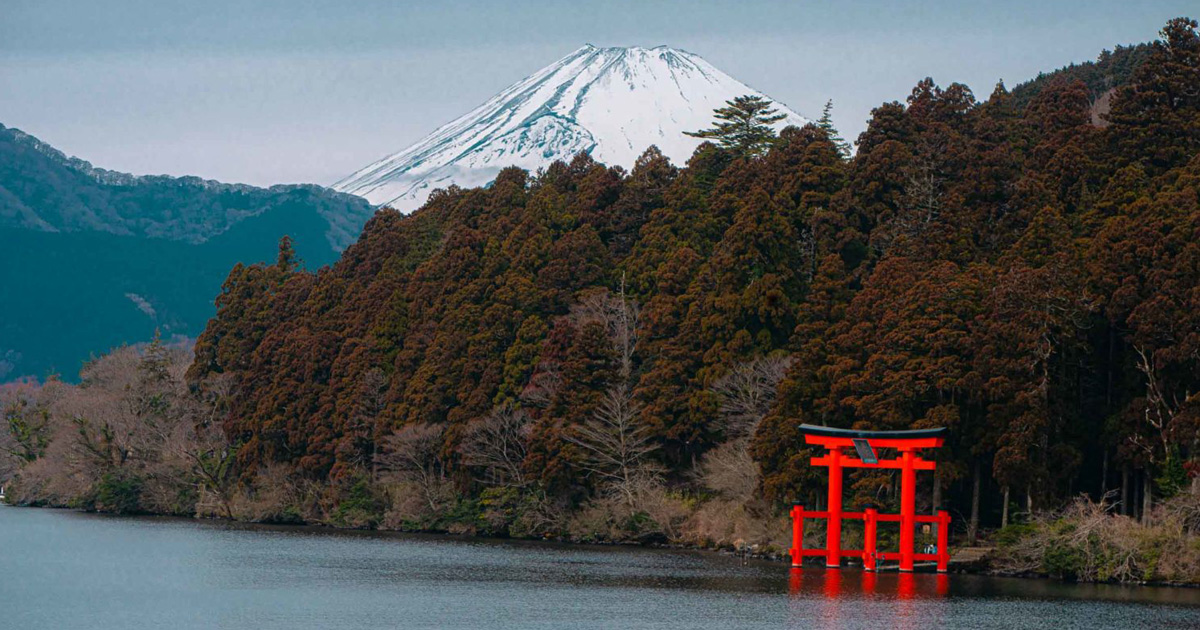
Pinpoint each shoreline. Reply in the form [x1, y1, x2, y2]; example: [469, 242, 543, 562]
[10, 501, 1200, 591]
[7, 502, 1200, 630]
[8, 500, 1189, 589]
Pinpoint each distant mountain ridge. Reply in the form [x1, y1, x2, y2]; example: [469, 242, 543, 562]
[334, 45, 808, 211]
[0, 124, 376, 381]
[0, 123, 374, 250]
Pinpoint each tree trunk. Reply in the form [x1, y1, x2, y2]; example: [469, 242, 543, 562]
[371, 437, 378, 482]
[1026, 483, 1033, 516]
[1101, 448, 1108, 499]
[1134, 468, 1142, 520]
[968, 461, 981, 544]
[1142, 468, 1153, 523]
[1001, 486, 1010, 528]
[1121, 464, 1130, 516]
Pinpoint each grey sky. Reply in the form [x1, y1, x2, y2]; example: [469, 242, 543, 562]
[1, 1, 1193, 187]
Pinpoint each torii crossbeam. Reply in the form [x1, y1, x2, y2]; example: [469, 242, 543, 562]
[790, 424, 949, 573]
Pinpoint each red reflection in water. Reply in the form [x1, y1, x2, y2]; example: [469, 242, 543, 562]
[897, 572, 916, 599]
[895, 572, 918, 630]
[788, 567, 952, 599]
[788, 567, 804, 596]
[784, 568, 955, 630]
[822, 568, 843, 598]
[862, 570, 878, 595]
[817, 568, 845, 630]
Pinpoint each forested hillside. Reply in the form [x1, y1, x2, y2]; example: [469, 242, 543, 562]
[0, 124, 375, 380]
[186, 18, 1198, 535]
[5, 19, 1198, 574]
[0, 123, 373, 249]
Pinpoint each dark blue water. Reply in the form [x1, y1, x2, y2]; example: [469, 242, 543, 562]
[2, 505, 1198, 629]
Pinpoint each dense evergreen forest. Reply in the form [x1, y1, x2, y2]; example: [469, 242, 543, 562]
[4, 18, 1198, 581]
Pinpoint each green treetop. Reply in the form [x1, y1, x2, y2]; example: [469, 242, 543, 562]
[817, 99, 852, 158]
[686, 94, 787, 157]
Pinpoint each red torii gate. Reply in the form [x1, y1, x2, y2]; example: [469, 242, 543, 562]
[789, 424, 949, 573]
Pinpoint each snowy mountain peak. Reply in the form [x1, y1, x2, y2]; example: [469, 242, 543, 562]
[334, 45, 808, 211]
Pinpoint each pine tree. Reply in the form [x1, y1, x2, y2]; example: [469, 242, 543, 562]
[816, 99, 852, 158]
[134, 329, 176, 424]
[686, 95, 787, 157]
[276, 235, 300, 272]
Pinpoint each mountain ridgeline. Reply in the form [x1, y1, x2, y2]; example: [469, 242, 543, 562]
[0, 124, 376, 380]
[187, 17, 1200, 544]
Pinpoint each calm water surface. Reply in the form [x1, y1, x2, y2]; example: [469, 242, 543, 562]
[2, 505, 1199, 629]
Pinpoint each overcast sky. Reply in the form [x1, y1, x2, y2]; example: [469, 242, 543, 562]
[1, 1, 1193, 187]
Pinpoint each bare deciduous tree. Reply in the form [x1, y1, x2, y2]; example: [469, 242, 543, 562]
[564, 279, 661, 507]
[570, 277, 640, 382]
[520, 362, 562, 409]
[460, 402, 532, 487]
[566, 386, 660, 506]
[697, 439, 760, 501]
[4, 341, 239, 516]
[709, 355, 794, 439]
[376, 423, 450, 512]
[697, 355, 791, 500]
[0, 383, 53, 477]
[175, 373, 238, 519]
[1132, 345, 1181, 467]
[349, 367, 388, 478]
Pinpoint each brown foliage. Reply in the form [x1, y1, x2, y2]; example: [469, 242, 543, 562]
[154, 18, 1200, 551]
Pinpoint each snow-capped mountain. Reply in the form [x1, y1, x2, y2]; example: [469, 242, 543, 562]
[334, 45, 808, 211]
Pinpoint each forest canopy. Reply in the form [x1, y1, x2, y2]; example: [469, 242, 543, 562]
[6, 18, 1200, 560]
[188, 16, 1199, 532]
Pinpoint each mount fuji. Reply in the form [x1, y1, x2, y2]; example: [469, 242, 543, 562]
[334, 45, 809, 211]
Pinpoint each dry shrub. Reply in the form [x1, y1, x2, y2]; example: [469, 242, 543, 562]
[682, 498, 794, 553]
[993, 492, 1200, 584]
[137, 470, 194, 516]
[380, 478, 457, 529]
[682, 433, 797, 553]
[697, 439, 758, 501]
[194, 486, 233, 519]
[1160, 489, 1200, 535]
[567, 474, 689, 543]
[229, 464, 319, 523]
[512, 491, 569, 538]
[629, 476, 690, 540]
[474, 486, 571, 538]
[567, 497, 625, 541]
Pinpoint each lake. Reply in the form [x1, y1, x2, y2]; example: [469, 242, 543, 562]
[2, 505, 1198, 629]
